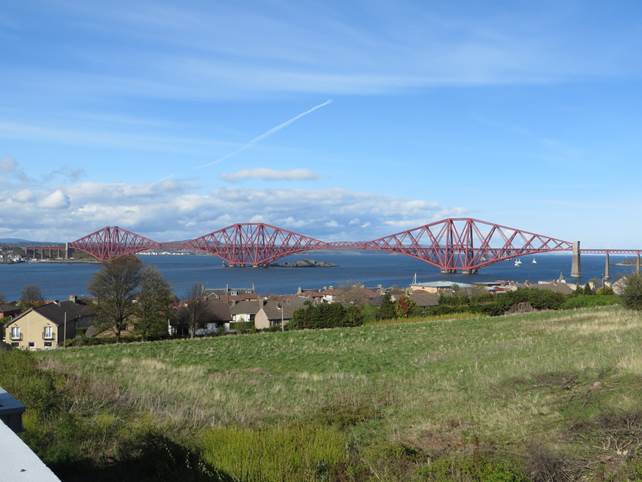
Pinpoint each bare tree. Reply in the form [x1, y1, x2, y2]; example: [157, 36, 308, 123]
[20, 285, 44, 310]
[89, 256, 143, 342]
[182, 283, 207, 338]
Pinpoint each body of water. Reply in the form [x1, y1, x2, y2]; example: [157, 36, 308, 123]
[0, 252, 634, 301]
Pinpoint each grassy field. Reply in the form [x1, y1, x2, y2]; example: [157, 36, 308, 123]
[36, 306, 642, 480]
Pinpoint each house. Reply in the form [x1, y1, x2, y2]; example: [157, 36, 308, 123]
[333, 286, 380, 305]
[532, 282, 575, 295]
[409, 291, 440, 308]
[204, 286, 256, 301]
[230, 299, 262, 323]
[202, 299, 232, 334]
[409, 281, 475, 294]
[0, 304, 22, 340]
[0, 304, 21, 321]
[254, 298, 306, 330]
[3, 302, 81, 350]
[297, 287, 336, 304]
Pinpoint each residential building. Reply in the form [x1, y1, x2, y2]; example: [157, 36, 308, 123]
[0, 304, 21, 320]
[204, 285, 256, 299]
[3, 302, 81, 350]
[0, 304, 22, 340]
[230, 299, 262, 323]
[255, 298, 306, 330]
[297, 287, 336, 303]
[409, 281, 475, 294]
[409, 291, 440, 308]
[203, 299, 232, 334]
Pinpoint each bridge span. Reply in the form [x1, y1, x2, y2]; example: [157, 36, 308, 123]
[46, 217, 636, 279]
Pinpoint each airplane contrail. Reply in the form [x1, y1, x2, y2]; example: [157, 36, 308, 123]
[197, 99, 333, 169]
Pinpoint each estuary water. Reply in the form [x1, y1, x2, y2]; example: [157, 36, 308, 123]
[0, 252, 635, 301]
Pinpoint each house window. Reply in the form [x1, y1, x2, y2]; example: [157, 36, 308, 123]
[28, 342, 35, 348]
[10, 326, 21, 340]
[11, 342, 18, 347]
[43, 325, 54, 340]
[44, 341, 52, 348]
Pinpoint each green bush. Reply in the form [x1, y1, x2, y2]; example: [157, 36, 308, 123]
[417, 454, 527, 481]
[230, 321, 256, 334]
[290, 303, 364, 329]
[560, 294, 620, 309]
[482, 288, 566, 316]
[623, 274, 642, 311]
[200, 425, 347, 482]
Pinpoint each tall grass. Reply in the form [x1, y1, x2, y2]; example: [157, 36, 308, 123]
[35, 305, 642, 480]
[200, 425, 346, 482]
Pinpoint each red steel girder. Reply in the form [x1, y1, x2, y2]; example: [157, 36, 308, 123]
[69, 226, 160, 262]
[186, 223, 328, 267]
[363, 218, 573, 271]
[67, 218, 581, 269]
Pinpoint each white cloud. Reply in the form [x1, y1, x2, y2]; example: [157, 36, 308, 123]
[12, 189, 33, 203]
[38, 189, 70, 209]
[0, 178, 463, 242]
[220, 168, 320, 182]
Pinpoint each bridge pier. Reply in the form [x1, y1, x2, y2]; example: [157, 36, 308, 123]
[571, 241, 581, 278]
[461, 269, 478, 275]
[440, 269, 457, 274]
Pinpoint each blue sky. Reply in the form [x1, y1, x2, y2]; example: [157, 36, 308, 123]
[1, 0, 642, 245]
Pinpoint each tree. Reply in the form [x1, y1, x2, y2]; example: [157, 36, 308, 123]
[88, 256, 143, 342]
[20, 285, 43, 309]
[136, 267, 174, 340]
[378, 293, 396, 320]
[395, 295, 416, 318]
[596, 285, 614, 296]
[182, 283, 207, 338]
[583, 283, 594, 295]
[623, 274, 642, 311]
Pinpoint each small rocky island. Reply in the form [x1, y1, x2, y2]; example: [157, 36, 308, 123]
[271, 258, 336, 268]
[616, 258, 640, 266]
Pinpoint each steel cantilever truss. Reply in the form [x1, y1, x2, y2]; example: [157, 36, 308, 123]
[67, 218, 575, 270]
[69, 226, 160, 262]
[364, 218, 573, 272]
[187, 223, 328, 267]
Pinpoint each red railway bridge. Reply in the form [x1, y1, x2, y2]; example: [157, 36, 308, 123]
[60, 218, 639, 279]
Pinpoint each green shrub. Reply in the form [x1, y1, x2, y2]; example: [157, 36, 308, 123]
[417, 454, 527, 481]
[560, 294, 620, 309]
[200, 424, 347, 482]
[230, 321, 256, 334]
[290, 303, 364, 330]
[623, 274, 642, 311]
[482, 288, 566, 316]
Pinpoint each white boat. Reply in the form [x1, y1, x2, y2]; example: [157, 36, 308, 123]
[514, 259, 522, 267]
[532, 259, 537, 264]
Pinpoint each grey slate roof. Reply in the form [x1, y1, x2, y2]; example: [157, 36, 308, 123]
[204, 299, 232, 322]
[410, 292, 440, 307]
[261, 298, 307, 320]
[230, 300, 262, 315]
[6, 301, 92, 327]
